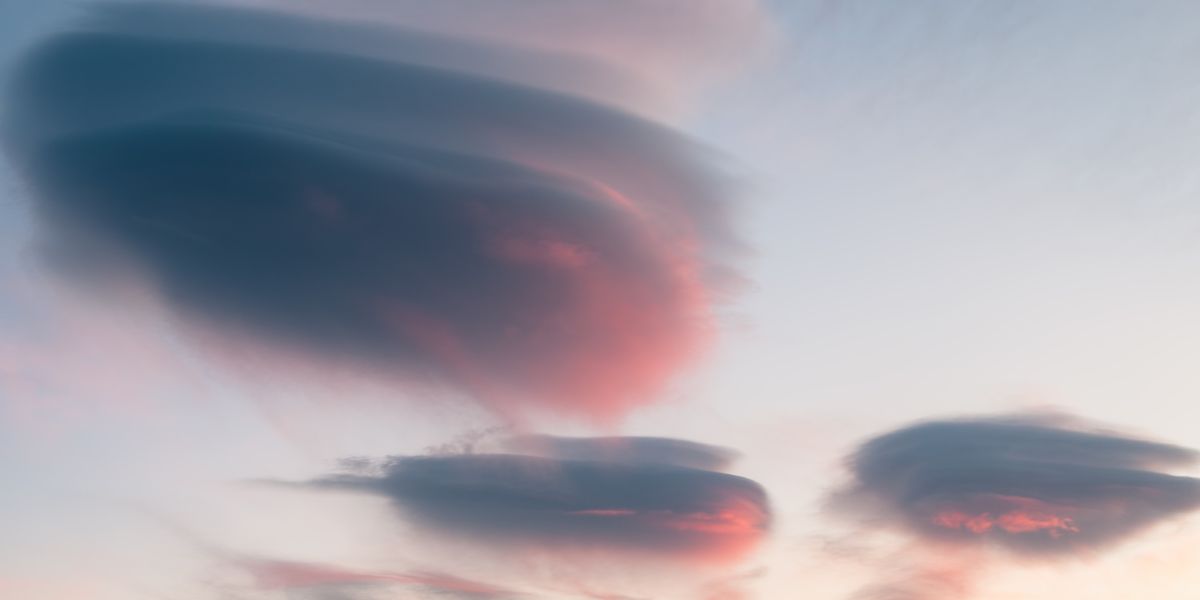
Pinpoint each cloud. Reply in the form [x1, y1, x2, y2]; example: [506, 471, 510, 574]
[500, 435, 739, 471]
[297, 437, 770, 561]
[0, 577, 108, 600]
[224, 0, 775, 113]
[846, 559, 976, 600]
[2, 2, 743, 422]
[698, 566, 767, 600]
[76, 2, 643, 113]
[241, 559, 521, 599]
[836, 414, 1200, 553]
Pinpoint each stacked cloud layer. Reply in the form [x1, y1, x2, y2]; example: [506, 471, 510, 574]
[2, 2, 744, 421]
[836, 414, 1200, 600]
[841, 415, 1200, 553]
[303, 435, 770, 562]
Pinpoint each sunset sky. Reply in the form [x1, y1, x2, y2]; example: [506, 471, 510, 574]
[5, 2, 1200, 599]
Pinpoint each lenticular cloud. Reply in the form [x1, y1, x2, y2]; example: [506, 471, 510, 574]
[1, 3, 742, 421]
[838, 415, 1200, 553]
[305, 436, 771, 561]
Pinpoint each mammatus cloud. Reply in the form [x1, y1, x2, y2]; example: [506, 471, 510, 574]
[297, 436, 769, 562]
[1, 2, 744, 422]
[833, 414, 1200, 599]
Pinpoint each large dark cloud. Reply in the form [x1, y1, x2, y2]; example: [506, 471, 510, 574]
[838, 415, 1200, 553]
[1, 3, 739, 421]
[301, 436, 770, 560]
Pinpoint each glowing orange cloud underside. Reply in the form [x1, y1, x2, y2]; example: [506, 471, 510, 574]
[931, 503, 1079, 537]
[568, 498, 767, 536]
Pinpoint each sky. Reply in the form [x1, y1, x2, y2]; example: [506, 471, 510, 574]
[4, 1, 1200, 599]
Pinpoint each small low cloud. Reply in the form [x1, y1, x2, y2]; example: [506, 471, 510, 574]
[832, 413, 1200, 600]
[837, 414, 1200, 553]
[296, 436, 770, 562]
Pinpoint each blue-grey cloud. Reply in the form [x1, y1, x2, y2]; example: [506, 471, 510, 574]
[501, 434, 739, 471]
[298, 437, 769, 560]
[1, 2, 741, 421]
[838, 414, 1200, 553]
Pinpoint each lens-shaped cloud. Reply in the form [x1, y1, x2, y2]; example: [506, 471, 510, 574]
[2, 3, 741, 422]
[301, 437, 769, 561]
[838, 415, 1200, 553]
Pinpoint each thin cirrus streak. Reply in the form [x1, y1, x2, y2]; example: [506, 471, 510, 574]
[1, 2, 743, 423]
[241, 559, 520, 599]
